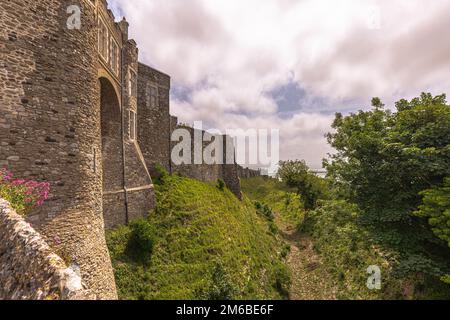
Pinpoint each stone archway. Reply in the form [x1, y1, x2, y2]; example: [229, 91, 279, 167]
[99, 77, 126, 227]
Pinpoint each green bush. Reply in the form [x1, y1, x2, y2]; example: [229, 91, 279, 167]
[216, 179, 226, 191]
[241, 177, 305, 229]
[324, 93, 450, 281]
[414, 178, 450, 248]
[306, 200, 450, 299]
[127, 219, 157, 264]
[201, 261, 238, 300]
[277, 160, 329, 210]
[273, 262, 291, 299]
[255, 201, 275, 221]
[153, 164, 170, 185]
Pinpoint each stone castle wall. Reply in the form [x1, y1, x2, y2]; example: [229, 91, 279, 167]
[237, 166, 262, 178]
[136, 62, 243, 198]
[0, 198, 95, 300]
[137, 62, 172, 174]
[170, 124, 242, 199]
[0, 0, 117, 299]
[0, 0, 247, 299]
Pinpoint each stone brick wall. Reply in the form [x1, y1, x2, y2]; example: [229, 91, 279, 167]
[237, 165, 262, 178]
[0, 0, 117, 299]
[137, 62, 172, 174]
[100, 35, 156, 230]
[170, 124, 242, 199]
[0, 199, 95, 300]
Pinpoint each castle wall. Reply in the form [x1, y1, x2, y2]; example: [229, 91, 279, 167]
[118, 41, 155, 228]
[237, 166, 261, 178]
[221, 137, 243, 200]
[170, 125, 242, 199]
[137, 63, 172, 174]
[95, 2, 155, 230]
[0, 0, 117, 299]
[0, 199, 95, 300]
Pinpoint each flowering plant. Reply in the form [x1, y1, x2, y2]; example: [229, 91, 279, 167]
[0, 168, 50, 216]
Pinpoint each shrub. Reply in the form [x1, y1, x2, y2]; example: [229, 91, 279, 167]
[254, 201, 274, 221]
[273, 262, 291, 299]
[201, 261, 238, 300]
[153, 164, 170, 185]
[281, 244, 291, 259]
[414, 178, 450, 248]
[216, 179, 226, 191]
[127, 219, 157, 264]
[0, 168, 50, 215]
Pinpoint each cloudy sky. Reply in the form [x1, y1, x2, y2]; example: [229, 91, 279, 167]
[109, 0, 450, 171]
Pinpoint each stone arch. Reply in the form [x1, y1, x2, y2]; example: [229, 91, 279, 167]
[99, 77, 124, 193]
[98, 68, 121, 103]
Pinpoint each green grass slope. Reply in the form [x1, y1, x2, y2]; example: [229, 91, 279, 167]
[241, 177, 304, 228]
[106, 175, 290, 300]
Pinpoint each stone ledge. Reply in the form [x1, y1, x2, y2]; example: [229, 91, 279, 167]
[0, 198, 96, 300]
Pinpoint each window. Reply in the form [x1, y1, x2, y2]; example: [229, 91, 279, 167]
[146, 83, 158, 108]
[98, 18, 108, 60]
[129, 69, 137, 97]
[110, 40, 119, 76]
[129, 111, 136, 141]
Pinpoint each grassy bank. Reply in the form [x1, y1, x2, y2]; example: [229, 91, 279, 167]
[240, 177, 304, 229]
[107, 175, 290, 300]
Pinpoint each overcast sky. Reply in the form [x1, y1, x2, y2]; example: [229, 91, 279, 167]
[109, 0, 450, 170]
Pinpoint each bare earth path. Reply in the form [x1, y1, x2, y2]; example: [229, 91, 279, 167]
[276, 215, 338, 300]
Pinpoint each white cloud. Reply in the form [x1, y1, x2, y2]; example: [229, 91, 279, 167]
[110, 0, 450, 169]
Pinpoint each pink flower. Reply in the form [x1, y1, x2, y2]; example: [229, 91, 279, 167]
[0, 169, 50, 214]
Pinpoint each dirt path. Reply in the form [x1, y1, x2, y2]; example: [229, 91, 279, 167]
[276, 215, 337, 300]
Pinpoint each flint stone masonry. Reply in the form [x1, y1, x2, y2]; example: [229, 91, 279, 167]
[1, 0, 117, 299]
[0, 199, 95, 300]
[170, 124, 243, 199]
[237, 166, 262, 178]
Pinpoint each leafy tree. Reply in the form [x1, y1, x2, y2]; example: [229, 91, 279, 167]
[277, 160, 328, 209]
[324, 93, 450, 279]
[414, 178, 450, 247]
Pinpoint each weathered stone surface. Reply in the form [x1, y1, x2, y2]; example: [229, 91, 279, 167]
[237, 165, 262, 178]
[0, 0, 117, 299]
[0, 199, 95, 300]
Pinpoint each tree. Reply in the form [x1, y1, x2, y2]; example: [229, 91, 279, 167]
[277, 160, 327, 209]
[324, 93, 450, 279]
[415, 178, 450, 248]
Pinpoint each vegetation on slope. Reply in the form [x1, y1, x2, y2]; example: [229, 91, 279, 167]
[240, 176, 304, 229]
[107, 173, 290, 300]
[325, 93, 450, 290]
[242, 176, 450, 300]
